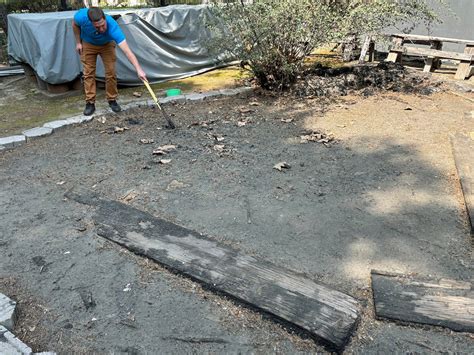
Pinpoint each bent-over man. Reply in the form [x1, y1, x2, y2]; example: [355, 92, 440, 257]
[72, 7, 147, 115]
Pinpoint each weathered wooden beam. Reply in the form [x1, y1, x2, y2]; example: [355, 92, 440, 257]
[372, 270, 474, 332]
[456, 45, 474, 80]
[391, 47, 473, 62]
[359, 35, 372, 64]
[451, 133, 474, 235]
[455, 61, 473, 80]
[423, 58, 434, 73]
[390, 33, 474, 46]
[386, 37, 403, 63]
[65, 186, 360, 349]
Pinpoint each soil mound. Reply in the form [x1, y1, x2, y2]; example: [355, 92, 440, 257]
[293, 62, 441, 97]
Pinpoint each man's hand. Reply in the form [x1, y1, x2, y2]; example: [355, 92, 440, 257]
[137, 67, 147, 82]
[76, 42, 83, 55]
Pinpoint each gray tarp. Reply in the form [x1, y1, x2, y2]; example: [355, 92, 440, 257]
[7, 5, 226, 85]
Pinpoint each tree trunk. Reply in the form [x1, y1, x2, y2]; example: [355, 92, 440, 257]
[0, 5, 7, 35]
[60, 0, 69, 11]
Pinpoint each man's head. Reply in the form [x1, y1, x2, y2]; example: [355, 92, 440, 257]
[88, 7, 107, 33]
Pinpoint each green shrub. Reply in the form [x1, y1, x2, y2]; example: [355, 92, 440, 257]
[207, 0, 445, 90]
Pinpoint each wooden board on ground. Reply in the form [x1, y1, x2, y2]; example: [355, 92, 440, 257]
[371, 270, 474, 332]
[451, 132, 474, 235]
[65, 186, 360, 349]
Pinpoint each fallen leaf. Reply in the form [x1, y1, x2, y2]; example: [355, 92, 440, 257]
[273, 162, 291, 171]
[281, 118, 293, 123]
[166, 180, 188, 191]
[133, 91, 142, 97]
[212, 135, 225, 142]
[152, 150, 166, 155]
[114, 126, 129, 133]
[300, 131, 335, 145]
[239, 107, 254, 114]
[120, 190, 139, 203]
[157, 144, 176, 152]
[159, 159, 172, 164]
[140, 138, 154, 144]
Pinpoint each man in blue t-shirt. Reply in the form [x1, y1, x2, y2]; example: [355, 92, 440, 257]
[72, 7, 147, 115]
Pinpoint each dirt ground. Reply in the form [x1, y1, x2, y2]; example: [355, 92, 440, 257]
[0, 66, 248, 136]
[1, 75, 474, 353]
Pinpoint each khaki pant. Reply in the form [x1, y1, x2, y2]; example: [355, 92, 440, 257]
[81, 41, 117, 103]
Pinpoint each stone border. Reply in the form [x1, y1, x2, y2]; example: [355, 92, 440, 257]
[0, 293, 55, 354]
[0, 325, 33, 355]
[0, 87, 252, 151]
[0, 293, 16, 331]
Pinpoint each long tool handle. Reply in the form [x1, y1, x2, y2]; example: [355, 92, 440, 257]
[143, 80, 159, 105]
[142, 80, 176, 129]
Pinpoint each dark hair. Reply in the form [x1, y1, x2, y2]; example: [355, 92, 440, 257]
[88, 7, 105, 22]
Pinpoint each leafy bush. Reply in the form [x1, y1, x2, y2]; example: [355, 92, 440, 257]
[207, 0, 445, 90]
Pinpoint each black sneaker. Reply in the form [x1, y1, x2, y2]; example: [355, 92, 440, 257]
[108, 100, 121, 113]
[83, 102, 95, 116]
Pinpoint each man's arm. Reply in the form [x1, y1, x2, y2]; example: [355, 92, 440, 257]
[118, 40, 147, 82]
[72, 20, 82, 55]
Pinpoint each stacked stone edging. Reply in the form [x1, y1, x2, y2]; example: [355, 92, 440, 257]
[0, 87, 252, 152]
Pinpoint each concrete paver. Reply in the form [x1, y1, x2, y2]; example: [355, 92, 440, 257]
[0, 325, 32, 355]
[184, 93, 206, 101]
[0, 135, 26, 148]
[0, 293, 16, 331]
[43, 120, 70, 131]
[22, 127, 53, 141]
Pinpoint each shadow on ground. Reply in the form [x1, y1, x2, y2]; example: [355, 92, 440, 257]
[0, 91, 472, 353]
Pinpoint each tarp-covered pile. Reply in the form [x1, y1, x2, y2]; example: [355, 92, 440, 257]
[8, 5, 227, 85]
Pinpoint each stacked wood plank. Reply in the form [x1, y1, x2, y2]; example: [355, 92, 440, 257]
[387, 33, 474, 80]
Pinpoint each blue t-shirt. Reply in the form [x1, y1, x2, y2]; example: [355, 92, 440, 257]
[74, 8, 125, 46]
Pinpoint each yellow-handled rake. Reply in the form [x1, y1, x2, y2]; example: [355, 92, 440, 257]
[142, 80, 176, 129]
